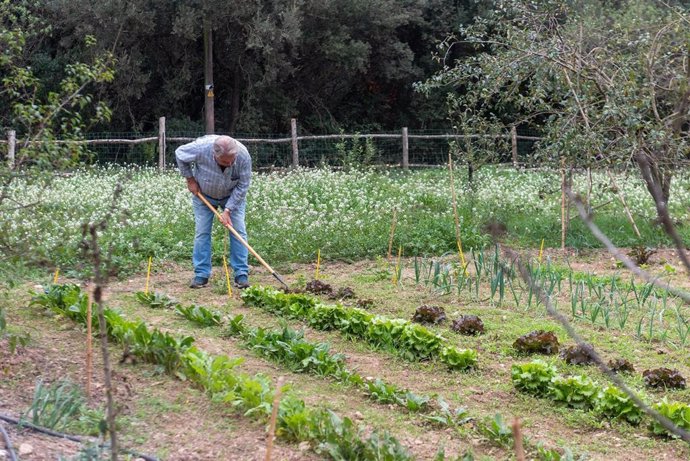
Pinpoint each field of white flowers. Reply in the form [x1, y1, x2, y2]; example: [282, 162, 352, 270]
[3, 165, 690, 274]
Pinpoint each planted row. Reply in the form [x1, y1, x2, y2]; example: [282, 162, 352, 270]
[241, 286, 477, 371]
[32, 284, 416, 460]
[226, 315, 473, 422]
[512, 360, 690, 438]
[136, 291, 221, 327]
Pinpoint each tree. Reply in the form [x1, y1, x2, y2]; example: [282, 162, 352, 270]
[419, 0, 690, 206]
[0, 0, 114, 263]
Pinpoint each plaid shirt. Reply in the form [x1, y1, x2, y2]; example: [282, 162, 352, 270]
[175, 135, 252, 212]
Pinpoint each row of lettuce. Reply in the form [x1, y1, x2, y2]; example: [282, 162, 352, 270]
[239, 286, 478, 370]
[512, 360, 690, 437]
[30, 284, 416, 460]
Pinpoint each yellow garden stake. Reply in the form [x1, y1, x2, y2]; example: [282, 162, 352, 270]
[315, 249, 321, 280]
[457, 239, 468, 277]
[144, 256, 152, 294]
[538, 238, 545, 265]
[448, 152, 467, 276]
[53, 267, 59, 284]
[223, 255, 233, 297]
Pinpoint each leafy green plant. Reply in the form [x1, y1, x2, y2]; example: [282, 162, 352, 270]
[423, 397, 471, 427]
[596, 385, 644, 425]
[649, 399, 690, 437]
[174, 304, 222, 327]
[23, 380, 84, 430]
[306, 279, 334, 295]
[511, 360, 558, 396]
[549, 375, 601, 410]
[135, 291, 176, 309]
[440, 346, 478, 371]
[476, 413, 513, 449]
[535, 444, 580, 461]
[0, 303, 30, 353]
[128, 323, 195, 377]
[628, 246, 656, 266]
[398, 324, 444, 361]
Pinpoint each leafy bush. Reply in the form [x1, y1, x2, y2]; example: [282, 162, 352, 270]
[608, 358, 635, 374]
[596, 385, 644, 425]
[513, 330, 560, 355]
[643, 368, 687, 389]
[511, 360, 558, 396]
[411, 305, 447, 324]
[450, 315, 484, 335]
[649, 399, 690, 437]
[559, 344, 596, 365]
[548, 375, 601, 410]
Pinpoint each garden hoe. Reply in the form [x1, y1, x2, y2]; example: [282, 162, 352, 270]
[195, 192, 289, 290]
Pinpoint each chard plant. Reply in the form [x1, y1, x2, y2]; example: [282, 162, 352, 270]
[174, 304, 222, 327]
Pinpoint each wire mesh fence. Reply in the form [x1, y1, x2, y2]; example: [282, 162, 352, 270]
[1, 124, 544, 170]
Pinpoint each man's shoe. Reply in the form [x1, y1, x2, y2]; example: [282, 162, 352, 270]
[234, 275, 250, 289]
[190, 276, 209, 288]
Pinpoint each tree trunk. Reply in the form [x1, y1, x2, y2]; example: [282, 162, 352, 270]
[229, 67, 240, 133]
[638, 154, 672, 208]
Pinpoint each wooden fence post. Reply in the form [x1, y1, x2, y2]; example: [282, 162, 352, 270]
[511, 126, 518, 168]
[158, 117, 166, 170]
[7, 130, 16, 169]
[402, 127, 409, 170]
[291, 118, 299, 169]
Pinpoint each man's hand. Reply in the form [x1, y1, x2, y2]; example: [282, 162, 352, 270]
[186, 177, 200, 195]
[220, 209, 233, 228]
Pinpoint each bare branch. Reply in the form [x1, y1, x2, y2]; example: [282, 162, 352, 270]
[567, 189, 690, 304]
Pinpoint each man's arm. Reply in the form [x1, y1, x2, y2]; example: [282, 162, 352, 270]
[175, 139, 205, 194]
[224, 153, 252, 213]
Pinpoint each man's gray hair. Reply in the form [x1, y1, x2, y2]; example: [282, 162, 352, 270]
[213, 136, 238, 158]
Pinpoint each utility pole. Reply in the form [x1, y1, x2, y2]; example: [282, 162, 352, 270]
[204, 17, 214, 134]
